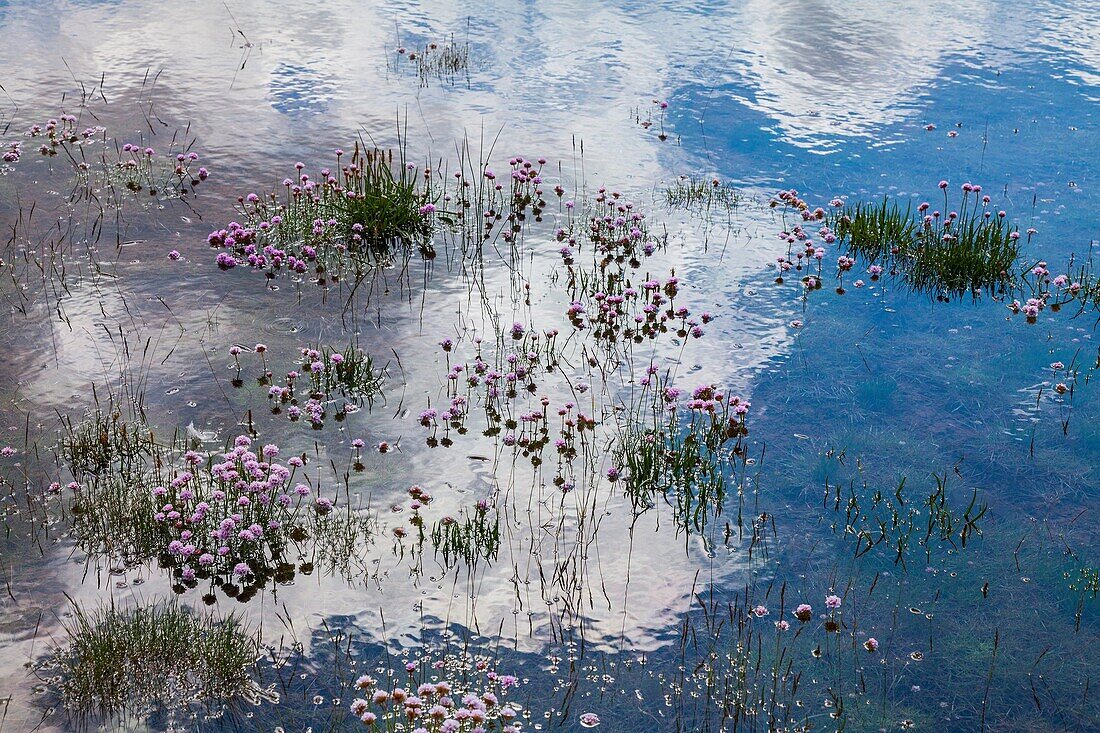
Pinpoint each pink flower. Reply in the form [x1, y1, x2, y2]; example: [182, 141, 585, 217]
[579, 712, 601, 727]
[825, 594, 842, 609]
[864, 637, 880, 652]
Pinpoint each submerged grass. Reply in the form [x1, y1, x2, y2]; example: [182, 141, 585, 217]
[39, 602, 260, 726]
[664, 175, 742, 213]
[824, 458, 988, 568]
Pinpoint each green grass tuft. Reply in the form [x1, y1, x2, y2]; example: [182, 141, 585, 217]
[834, 195, 1021, 295]
[39, 602, 260, 725]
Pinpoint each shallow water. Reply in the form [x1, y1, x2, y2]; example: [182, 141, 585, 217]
[0, 0, 1098, 731]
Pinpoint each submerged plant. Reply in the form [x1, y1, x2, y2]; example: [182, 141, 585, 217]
[664, 175, 742, 213]
[824, 459, 988, 567]
[38, 602, 260, 725]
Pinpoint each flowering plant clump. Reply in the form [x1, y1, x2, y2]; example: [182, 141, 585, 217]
[554, 187, 663, 272]
[348, 652, 525, 732]
[154, 435, 344, 598]
[565, 273, 712, 348]
[435, 154, 549, 249]
[4, 113, 209, 202]
[1013, 258, 1100, 321]
[264, 343, 386, 427]
[207, 146, 435, 283]
[103, 142, 208, 197]
[421, 329, 563, 446]
[769, 183, 1036, 299]
[1, 141, 21, 171]
[611, 368, 750, 533]
[25, 114, 103, 157]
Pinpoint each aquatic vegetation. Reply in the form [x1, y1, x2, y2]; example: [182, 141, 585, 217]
[310, 507, 379, 580]
[65, 474, 167, 568]
[823, 459, 988, 567]
[633, 98, 671, 141]
[264, 342, 387, 427]
[38, 602, 260, 725]
[436, 152, 553, 251]
[770, 184, 1028, 297]
[1013, 250, 1100, 321]
[611, 369, 750, 534]
[430, 502, 500, 568]
[3, 23, 1098, 731]
[394, 35, 472, 86]
[676, 587, 883, 731]
[565, 273, 712, 350]
[95, 141, 208, 198]
[1, 141, 20, 170]
[347, 650, 523, 731]
[154, 435, 350, 598]
[16, 113, 210, 202]
[59, 405, 159, 482]
[558, 186, 664, 271]
[209, 145, 435, 282]
[422, 328, 565, 450]
[664, 175, 742, 213]
[837, 187, 1022, 295]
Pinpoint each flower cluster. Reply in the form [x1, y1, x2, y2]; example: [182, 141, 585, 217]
[2, 141, 20, 165]
[262, 343, 385, 427]
[769, 183, 1034, 299]
[348, 653, 524, 732]
[556, 187, 662, 269]
[565, 274, 712, 347]
[153, 435, 336, 596]
[26, 114, 102, 156]
[108, 142, 208, 195]
[208, 148, 434, 283]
